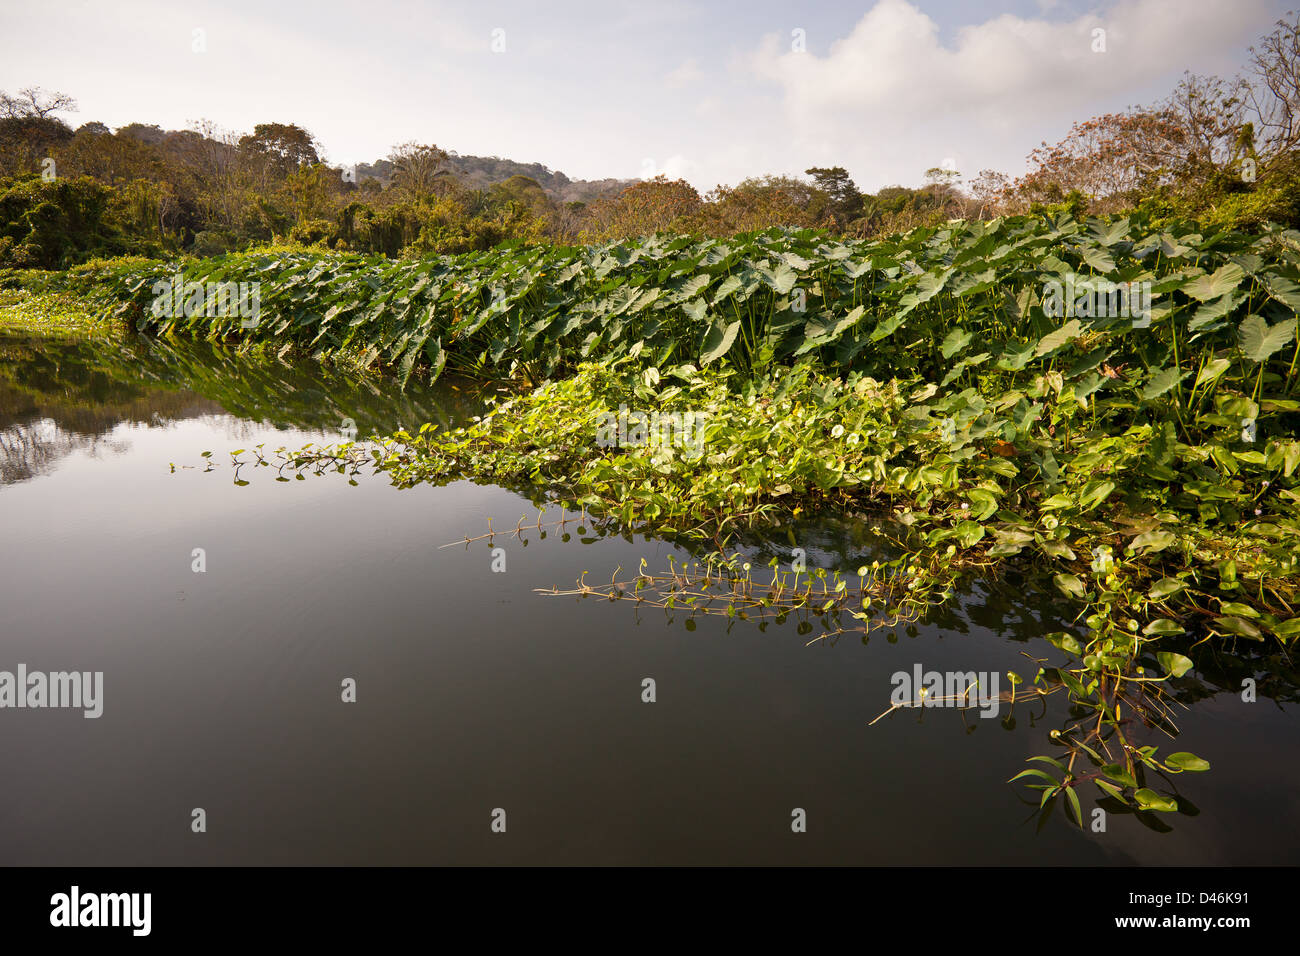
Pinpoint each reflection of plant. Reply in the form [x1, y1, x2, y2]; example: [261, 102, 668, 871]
[1009, 662, 1210, 829]
[0, 321, 479, 440]
[535, 549, 965, 640]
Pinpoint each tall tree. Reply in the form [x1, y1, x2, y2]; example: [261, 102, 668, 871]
[805, 166, 863, 226]
[389, 142, 450, 201]
[239, 123, 321, 174]
[0, 87, 77, 119]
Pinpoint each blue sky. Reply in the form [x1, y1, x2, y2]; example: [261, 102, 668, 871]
[0, 0, 1287, 191]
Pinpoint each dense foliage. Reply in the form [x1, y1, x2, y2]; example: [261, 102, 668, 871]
[40, 212, 1300, 401]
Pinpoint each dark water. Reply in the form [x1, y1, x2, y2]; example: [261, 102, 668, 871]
[1, 331, 1296, 865]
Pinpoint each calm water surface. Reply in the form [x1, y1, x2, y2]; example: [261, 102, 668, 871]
[1, 332, 1296, 865]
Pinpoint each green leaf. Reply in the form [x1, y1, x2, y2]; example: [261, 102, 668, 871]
[1009, 768, 1062, 787]
[1130, 529, 1177, 554]
[1053, 572, 1086, 599]
[699, 319, 740, 365]
[1214, 615, 1263, 640]
[941, 327, 973, 359]
[1102, 763, 1138, 789]
[1078, 244, 1116, 273]
[1141, 367, 1186, 400]
[770, 263, 799, 295]
[996, 340, 1036, 371]
[711, 275, 742, 304]
[1095, 779, 1126, 801]
[1078, 480, 1116, 511]
[681, 298, 707, 321]
[1064, 785, 1083, 827]
[425, 336, 446, 381]
[1219, 601, 1261, 618]
[1238, 314, 1297, 364]
[1134, 788, 1178, 812]
[1194, 357, 1231, 388]
[1271, 617, 1300, 640]
[965, 488, 998, 520]
[1148, 577, 1185, 600]
[1046, 631, 1083, 655]
[1035, 319, 1083, 358]
[1164, 752, 1211, 772]
[1260, 272, 1300, 310]
[1088, 218, 1130, 247]
[1157, 651, 1194, 678]
[1182, 262, 1246, 301]
[1038, 538, 1077, 560]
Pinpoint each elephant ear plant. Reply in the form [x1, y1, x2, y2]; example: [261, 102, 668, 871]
[128, 210, 1300, 830]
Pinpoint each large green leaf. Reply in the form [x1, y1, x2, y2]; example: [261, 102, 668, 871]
[424, 336, 446, 382]
[1078, 244, 1116, 272]
[1181, 263, 1246, 301]
[1141, 367, 1185, 400]
[940, 328, 973, 359]
[699, 319, 741, 365]
[1035, 319, 1083, 358]
[1238, 314, 1296, 363]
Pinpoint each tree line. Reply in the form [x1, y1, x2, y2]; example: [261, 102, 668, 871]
[4, 12, 1300, 270]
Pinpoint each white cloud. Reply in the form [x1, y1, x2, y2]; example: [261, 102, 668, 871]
[0, 0, 1281, 195]
[744, 0, 1275, 189]
[755, 0, 1267, 118]
[660, 154, 698, 179]
[665, 59, 705, 88]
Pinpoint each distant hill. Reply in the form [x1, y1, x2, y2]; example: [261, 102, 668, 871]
[109, 123, 634, 205]
[355, 152, 634, 205]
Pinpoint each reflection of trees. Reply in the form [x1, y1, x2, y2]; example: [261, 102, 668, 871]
[0, 331, 482, 486]
[0, 419, 104, 483]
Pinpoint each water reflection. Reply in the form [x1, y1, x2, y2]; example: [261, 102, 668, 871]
[0, 332, 1296, 863]
[0, 331, 482, 485]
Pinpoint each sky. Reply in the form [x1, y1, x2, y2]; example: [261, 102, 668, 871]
[0, 0, 1288, 192]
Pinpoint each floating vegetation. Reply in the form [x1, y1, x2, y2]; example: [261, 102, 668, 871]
[535, 550, 960, 642]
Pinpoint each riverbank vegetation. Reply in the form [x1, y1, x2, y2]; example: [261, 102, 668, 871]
[5, 12, 1300, 830]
